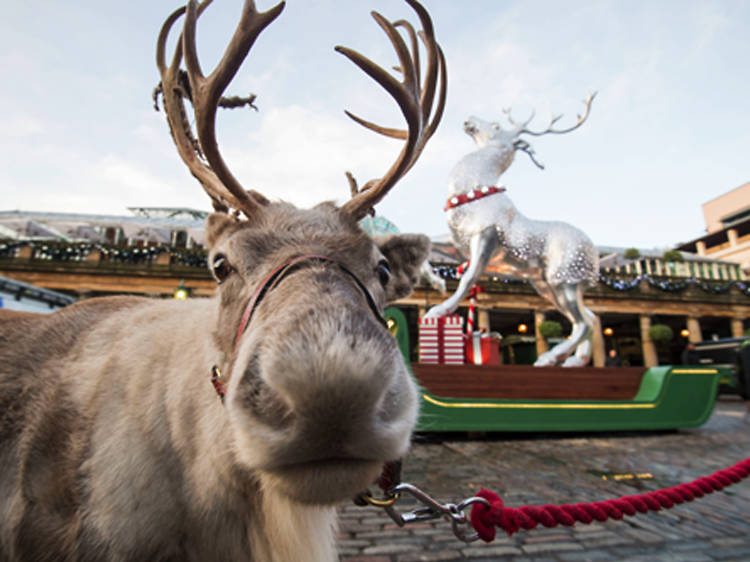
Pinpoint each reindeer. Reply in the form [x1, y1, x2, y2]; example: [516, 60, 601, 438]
[0, 1, 446, 560]
[424, 94, 599, 367]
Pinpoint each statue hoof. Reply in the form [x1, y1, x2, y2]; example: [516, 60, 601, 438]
[561, 356, 588, 367]
[534, 352, 558, 367]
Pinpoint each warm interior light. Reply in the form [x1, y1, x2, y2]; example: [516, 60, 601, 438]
[603, 327, 614, 336]
[173, 280, 188, 300]
[680, 329, 690, 338]
[518, 323, 528, 334]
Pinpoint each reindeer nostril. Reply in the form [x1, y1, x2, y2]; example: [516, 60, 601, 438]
[236, 357, 294, 428]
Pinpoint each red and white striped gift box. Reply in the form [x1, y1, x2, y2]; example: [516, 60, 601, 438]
[418, 315, 465, 364]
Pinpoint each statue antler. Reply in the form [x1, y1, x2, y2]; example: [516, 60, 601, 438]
[517, 92, 597, 137]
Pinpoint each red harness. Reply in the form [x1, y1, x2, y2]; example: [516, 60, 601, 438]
[444, 185, 506, 211]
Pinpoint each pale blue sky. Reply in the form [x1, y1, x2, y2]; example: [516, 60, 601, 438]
[1, 1, 748, 249]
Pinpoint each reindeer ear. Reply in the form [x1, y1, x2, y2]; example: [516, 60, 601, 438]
[376, 234, 430, 302]
[205, 213, 240, 248]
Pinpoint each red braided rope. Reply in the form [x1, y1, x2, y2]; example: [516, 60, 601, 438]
[470, 457, 750, 542]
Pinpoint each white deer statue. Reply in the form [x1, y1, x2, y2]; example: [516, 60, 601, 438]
[424, 94, 599, 367]
[0, 1, 446, 560]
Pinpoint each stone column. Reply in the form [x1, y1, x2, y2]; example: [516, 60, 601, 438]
[85, 249, 101, 264]
[696, 241, 706, 256]
[592, 315, 605, 367]
[639, 315, 658, 367]
[17, 245, 33, 260]
[534, 310, 548, 358]
[731, 318, 745, 339]
[477, 307, 491, 333]
[686, 316, 703, 343]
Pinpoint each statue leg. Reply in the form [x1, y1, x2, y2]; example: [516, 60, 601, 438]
[423, 229, 498, 319]
[420, 260, 446, 294]
[533, 282, 595, 367]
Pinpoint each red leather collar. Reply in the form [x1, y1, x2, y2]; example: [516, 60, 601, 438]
[444, 185, 506, 211]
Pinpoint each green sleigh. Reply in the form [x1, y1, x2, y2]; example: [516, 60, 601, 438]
[386, 308, 726, 432]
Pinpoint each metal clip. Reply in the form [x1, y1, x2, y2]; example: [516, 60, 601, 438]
[378, 483, 490, 543]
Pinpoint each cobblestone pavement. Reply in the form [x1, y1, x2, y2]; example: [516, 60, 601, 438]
[338, 396, 750, 561]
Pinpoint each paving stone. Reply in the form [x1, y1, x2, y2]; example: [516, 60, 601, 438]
[706, 546, 750, 559]
[578, 535, 634, 549]
[523, 532, 575, 543]
[355, 530, 422, 540]
[396, 550, 464, 561]
[711, 536, 748, 547]
[521, 541, 585, 554]
[620, 527, 664, 544]
[461, 544, 523, 557]
[557, 550, 614, 561]
[361, 543, 424, 555]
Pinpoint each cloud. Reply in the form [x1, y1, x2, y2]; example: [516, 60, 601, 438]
[0, 113, 44, 138]
[222, 103, 401, 209]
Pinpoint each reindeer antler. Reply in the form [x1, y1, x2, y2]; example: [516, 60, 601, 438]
[517, 92, 597, 137]
[155, 0, 284, 217]
[338, 0, 447, 219]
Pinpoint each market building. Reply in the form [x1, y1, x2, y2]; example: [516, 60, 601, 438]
[2, 198, 749, 368]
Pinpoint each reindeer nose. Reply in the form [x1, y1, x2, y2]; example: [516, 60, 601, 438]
[254, 305, 417, 458]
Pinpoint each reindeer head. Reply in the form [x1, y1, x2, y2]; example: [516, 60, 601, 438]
[463, 116, 518, 149]
[463, 93, 596, 171]
[155, 0, 445, 504]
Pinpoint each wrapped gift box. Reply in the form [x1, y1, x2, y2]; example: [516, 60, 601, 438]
[418, 315, 464, 364]
[464, 332, 500, 365]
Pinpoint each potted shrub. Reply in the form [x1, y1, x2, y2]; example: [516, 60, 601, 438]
[538, 320, 563, 340]
[648, 323, 674, 344]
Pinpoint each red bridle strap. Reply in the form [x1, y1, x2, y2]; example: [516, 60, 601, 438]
[233, 254, 387, 351]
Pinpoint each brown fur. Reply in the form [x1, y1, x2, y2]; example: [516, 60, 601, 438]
[0, 203, 429, 561]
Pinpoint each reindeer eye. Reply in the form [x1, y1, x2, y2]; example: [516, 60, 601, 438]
[375, 260, 391, 287]
[212, 254, 234, 284]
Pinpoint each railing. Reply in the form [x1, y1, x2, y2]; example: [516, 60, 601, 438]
[0, 240, 207, 269]
[2, 240, 748, 299]
[604, 257, 745, 281]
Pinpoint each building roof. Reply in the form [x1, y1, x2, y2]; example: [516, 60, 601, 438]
[0, 274, 76, 309]
[0, 209, 207, 245]
[674, 214, 750, 253]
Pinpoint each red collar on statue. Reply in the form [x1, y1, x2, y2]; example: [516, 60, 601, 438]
[444, 185, 506, 211]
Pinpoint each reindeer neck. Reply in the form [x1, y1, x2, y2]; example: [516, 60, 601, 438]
[447, 144, 515, 196]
